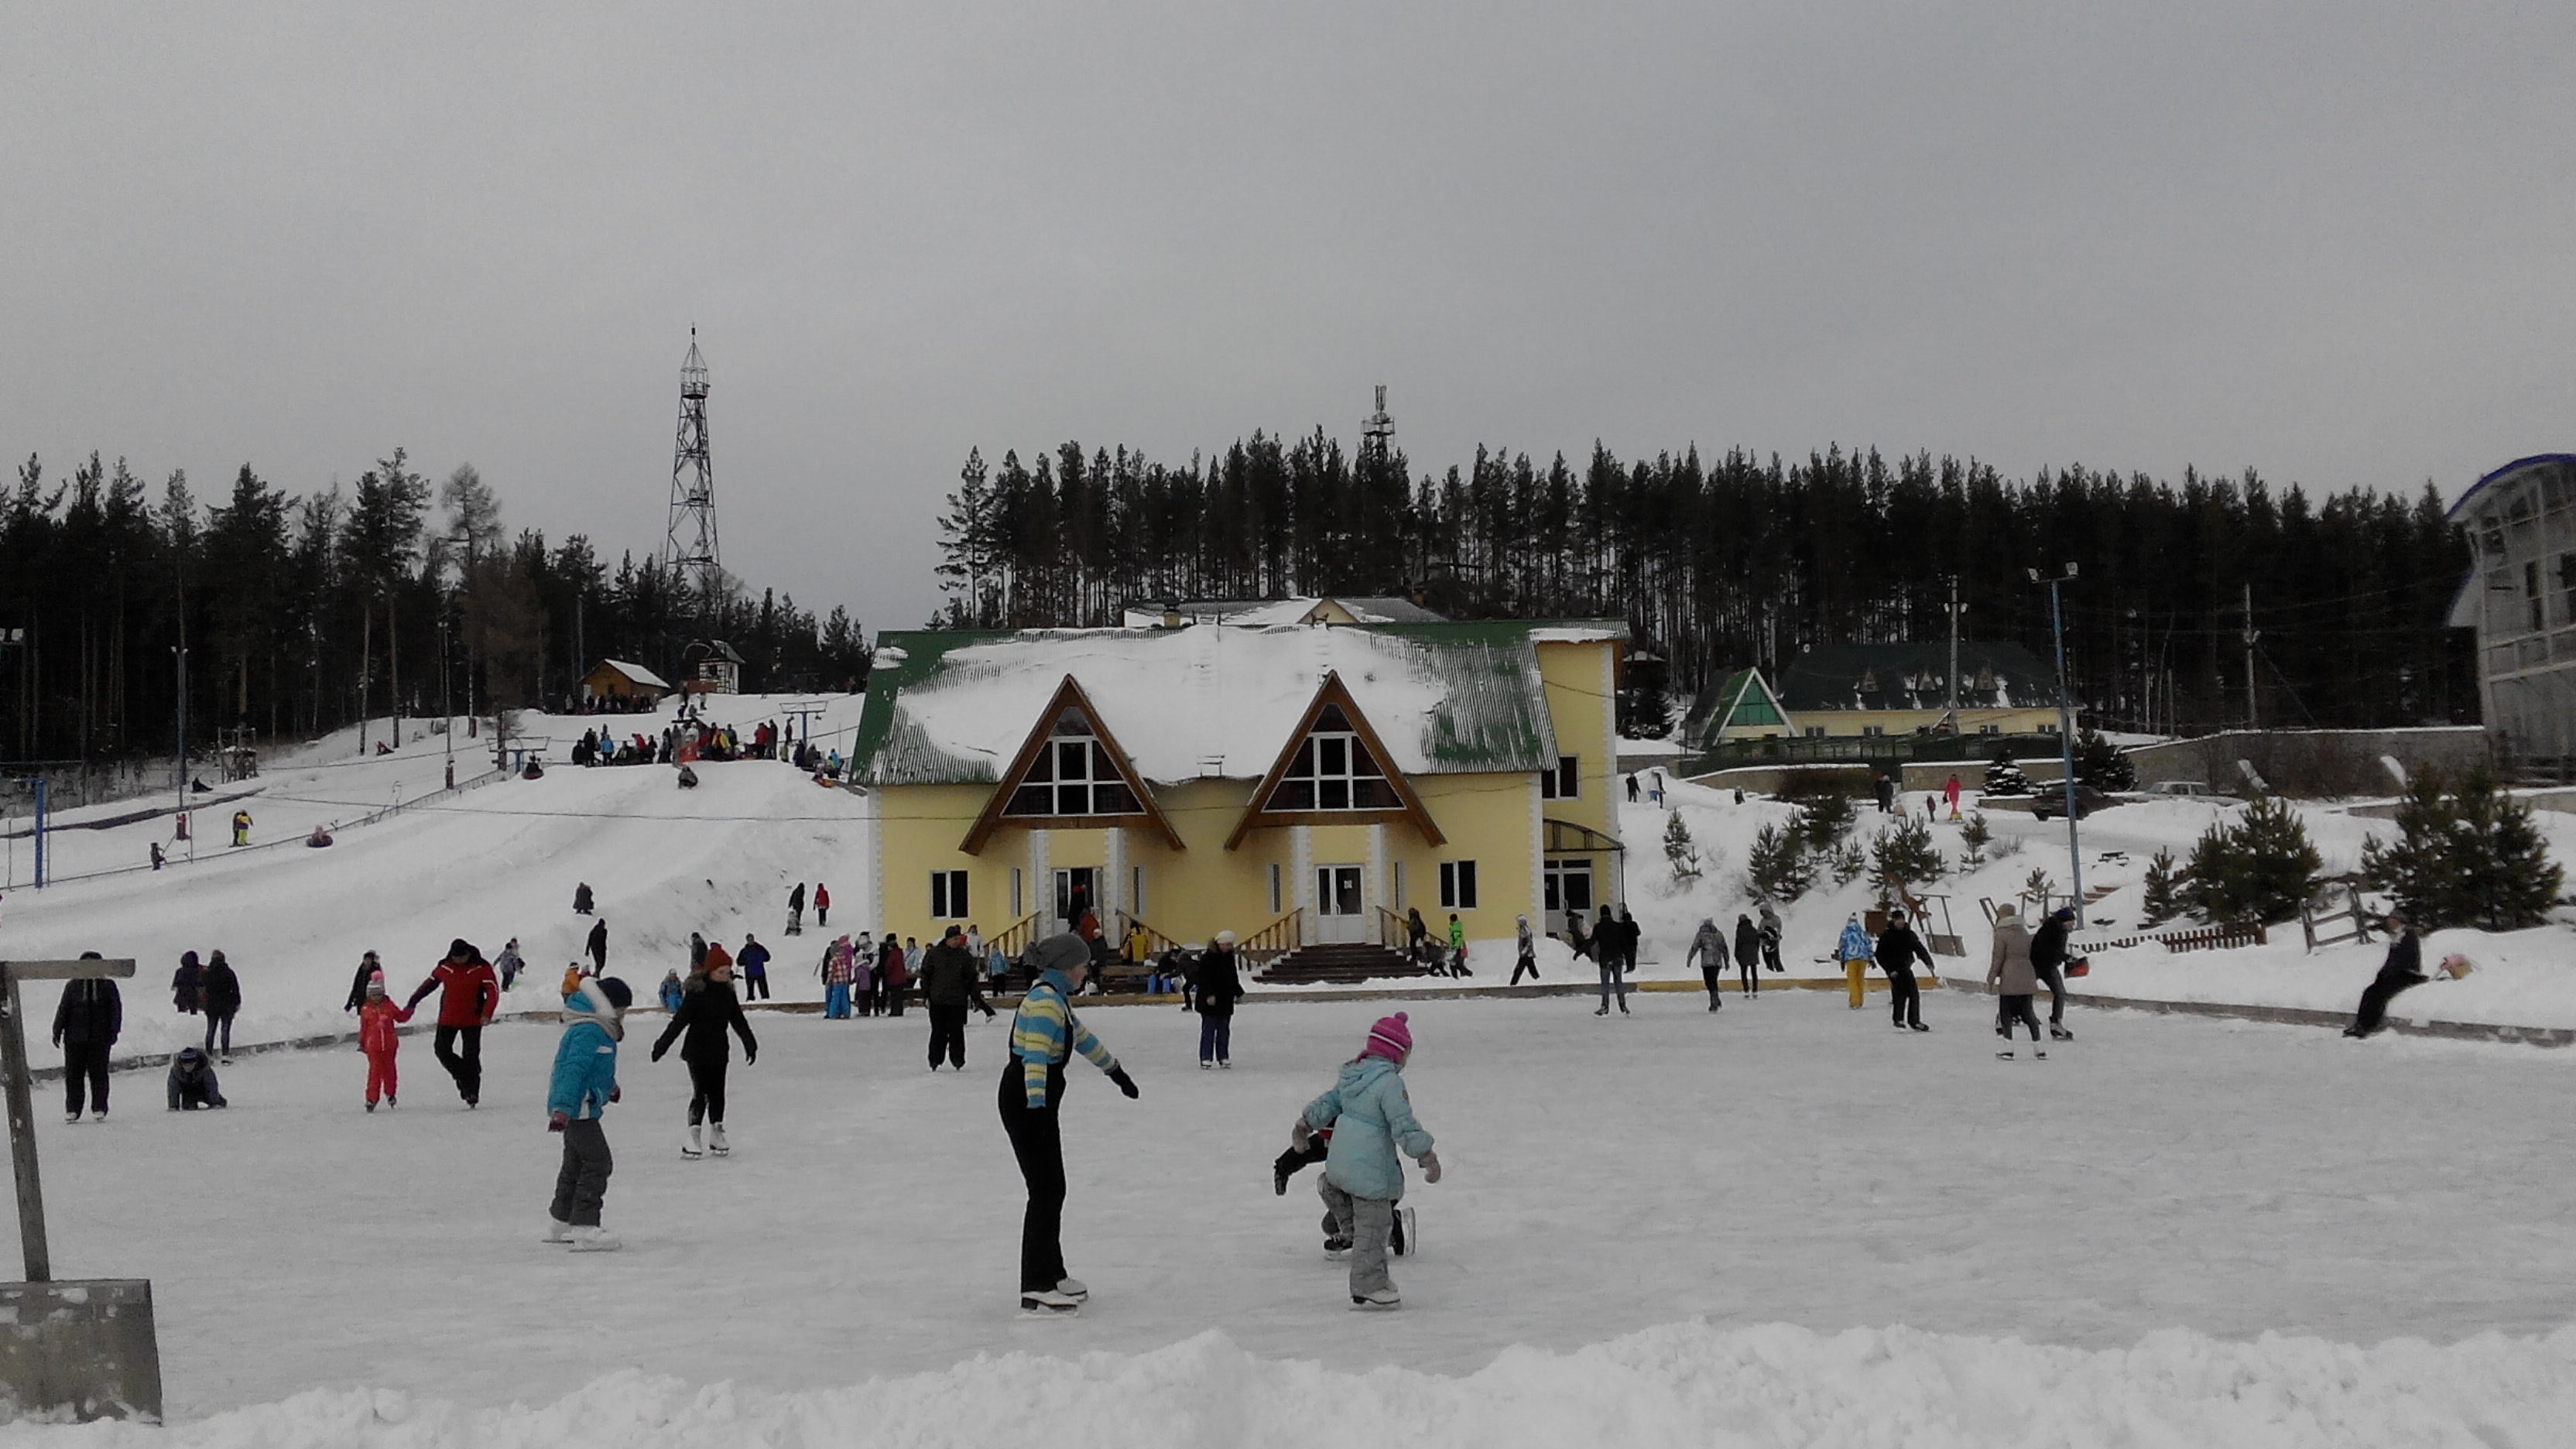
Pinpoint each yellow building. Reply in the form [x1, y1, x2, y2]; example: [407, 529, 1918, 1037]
[849, 618, 1628, 967]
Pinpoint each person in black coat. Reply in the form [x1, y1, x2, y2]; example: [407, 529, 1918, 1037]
[574, 882, 594, 914]
[652, 956, 758, 1157]
[2345, 913, 2426, 1039]
[166, 1046, 227, 1110]
[1617, 906, 1642, 975]
[343, 950, 385, 1012]
[2030, 906, 2075, 1040]
[1875, 909, 1935, 1031]
[52, 953, 122, 1122]
[916, 926, 995, 1071]
[199, 951, 242, 1059]
[587, 916, 610, 971]
[1194, 934, 1245, 1067]
[1733, 914, 1762, 996]
[172, 951, 204, 1016]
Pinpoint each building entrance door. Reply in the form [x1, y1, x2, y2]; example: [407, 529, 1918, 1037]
[1314, 865, 1365, 944]
[1052, 866, 1098, 934]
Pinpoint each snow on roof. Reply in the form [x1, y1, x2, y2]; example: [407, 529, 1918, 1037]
[593, 659, 670, 690]
[1529, 625, 1627, 644]
[854, 623, 1571, 786]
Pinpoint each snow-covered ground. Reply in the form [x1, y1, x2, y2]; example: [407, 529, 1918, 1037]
[0, 696, 871, 1060]
[9, 993, 2576, 1443]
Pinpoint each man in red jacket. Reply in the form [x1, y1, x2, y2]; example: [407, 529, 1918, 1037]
[404, 938, 501, 1108]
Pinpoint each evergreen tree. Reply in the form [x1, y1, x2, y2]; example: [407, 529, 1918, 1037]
[1663, 809, 1701, 882]
[2073, 728, 2136, 790]
[2140, 848, 2182, 927]
[2362, 766, 2565, 930]
[1745, 822, 1814, 903]
[1985, 752, 2032, 797]
[1872, 816, 1947, 897]
[2183, 797, 2322, 925]
[1959, 810, 1992, 868]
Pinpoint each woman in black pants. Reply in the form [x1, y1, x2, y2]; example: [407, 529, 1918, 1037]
[200, 951, 243, 1059]
[1000, 933, 1138, 1315]
[1732, 915, 1762, 996]
[651, 953, 758, 1159]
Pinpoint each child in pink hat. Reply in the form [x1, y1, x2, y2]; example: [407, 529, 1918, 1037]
[1291, 1012, 1441, 1309]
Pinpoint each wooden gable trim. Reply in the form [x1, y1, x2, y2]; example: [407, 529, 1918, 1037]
[957, 675, 1185, 856]
[1223, 671, 1446, 851]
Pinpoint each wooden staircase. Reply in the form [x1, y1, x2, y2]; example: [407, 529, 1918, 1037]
[1256, 942, 1439, 987]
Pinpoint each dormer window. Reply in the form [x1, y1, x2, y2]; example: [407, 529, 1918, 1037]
[1004, 708, 1143, 817]
[1265, 705, 1400, 811]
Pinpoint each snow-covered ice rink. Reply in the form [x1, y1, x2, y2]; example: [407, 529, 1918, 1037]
[12, 988, 2576, 1444]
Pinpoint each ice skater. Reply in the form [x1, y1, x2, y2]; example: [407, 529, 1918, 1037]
[402, 939, 502, 1108]
[1594, 917, 1629, 1016]
[1294, 1012, 1440, 1310]
[738, 933, 771, 1002]
[2344, 910, 2426, 1039]
[1685, 916, 1727, 1011]
[1733, 913, 1761, 997]
[357, 969, 412, 1111]
[1000, 933, 1139, 1316]
[1877, 907, 1935, 1032]
[2030, 906, 2076, 1040]
[544, 976, 632, 1250]
[917, 925, 996, 1070]
[1195, 931, 1245, 1065]
[651, 949, 757, 1158]
[1837, 913, 1874, 1009]
[1988, 903, 2043, 1058]
[200, 950, 242, 1060]
[166, 1046, 227, 1110]
[51, 952, 122, 1123]
[1759, 904, 1783, 974]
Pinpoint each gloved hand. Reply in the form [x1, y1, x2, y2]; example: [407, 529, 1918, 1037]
[650, 1044, 666, 1063]
[548, 1111, 569, 1132]
[745, 1046, 757, 1066]
[1420, 1150, 1443, 1184]
[608, 1086, 621, 1103]
[983, 1006, 998, 1019]
[1108, 1065, 1139, 1099]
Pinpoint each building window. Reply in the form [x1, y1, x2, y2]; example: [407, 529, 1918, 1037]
[1268, 862, 1283, 916]
[1804, 725, 1827, 739]
[1542, 858, 1595, 920]
[2530, 561, 2547, 632]
[1009, 867, 1023, 919]
[1003, 708, 1143, 817]
[930, 869, 968, 920]
[1861, 725, 1885, 738]
[1539, 754, 1579, 800]
[1978, 723, 2002, 736]
[1130, 865, 1146, 920]
[2560, 553, 2576, 624]
[1265, 704, 1400, 811]
[1439, 860, 1478, 909]
[1392, 860, 1405, 909]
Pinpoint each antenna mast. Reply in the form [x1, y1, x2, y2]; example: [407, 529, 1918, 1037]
[662, 330, 721, 631]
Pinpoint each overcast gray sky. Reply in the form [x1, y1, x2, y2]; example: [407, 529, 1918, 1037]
[7, 2, 2571, 632]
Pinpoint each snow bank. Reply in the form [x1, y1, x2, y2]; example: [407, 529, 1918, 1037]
[23, 1321, 2576, 1446]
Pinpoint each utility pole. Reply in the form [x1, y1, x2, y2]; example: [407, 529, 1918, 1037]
[2241, 583, 2259, 731]
[2029, 564, 2084, 916]
[1944, 576, 1965, 732]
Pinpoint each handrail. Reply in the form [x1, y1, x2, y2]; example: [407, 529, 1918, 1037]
[988, 911, 1042, 961]
[1239, 907, 1303, 962]
[1375, 905, 1407, 949]
[1113, 909, 1188, 957]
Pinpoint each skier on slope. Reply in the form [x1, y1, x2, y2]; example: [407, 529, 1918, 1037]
[1875, 909, 1934, 1033]
[1684, 917, 1728, 1011]
[1294, 1012, 1440, 1310]
[651, 949, 757, 1159]
[1000, 933, 1139, 1317]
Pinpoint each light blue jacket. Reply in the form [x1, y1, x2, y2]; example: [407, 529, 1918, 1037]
[548, 981, 623, 1121]
[1837, 920, 1875, 963]
[1301, 1057, 1434, 1203]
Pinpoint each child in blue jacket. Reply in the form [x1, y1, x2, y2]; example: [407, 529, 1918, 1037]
[544, 976, 632, 1252]
[1295, 1011, 1440, 1310]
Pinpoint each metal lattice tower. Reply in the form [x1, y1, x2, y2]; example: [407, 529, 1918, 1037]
[662, 330, 721, 625]
[1360, 384, 1394, 461]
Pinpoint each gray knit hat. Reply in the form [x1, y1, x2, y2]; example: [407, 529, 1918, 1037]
[1026, 932, 1091, 978]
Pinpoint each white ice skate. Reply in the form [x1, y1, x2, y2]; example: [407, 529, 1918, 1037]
[681, 1124, 704, 1160]
[708, 1123, 730, 1157]
[89, 1109, 104, 1122]
[63, 1112, 78, 1125]
[1019, 1289, 1081, 1317]
[569, 1225, 622, 1252]
[2034, 1049, 2048, 1060]
[1055, 1276, 1088, 1301]
[1394, 1208, 1417, 1257]
[1350, 1288, 1403, 1310]
[1995, 1049, 2015, 1060]
[541, 1217, 575, 1245]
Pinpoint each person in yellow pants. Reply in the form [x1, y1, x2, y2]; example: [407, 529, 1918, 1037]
[1836, 913, 1874, 1009]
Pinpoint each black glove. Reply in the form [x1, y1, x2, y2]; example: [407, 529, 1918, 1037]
[982, 1005, 998, 1019]
[1108, 1065, 1139, 1099]
[649, 1044, 666, 1063]
[744, 1046, 757, 1067]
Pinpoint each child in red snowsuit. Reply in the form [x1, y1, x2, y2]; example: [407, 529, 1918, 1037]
[358, 971, 413, 1111]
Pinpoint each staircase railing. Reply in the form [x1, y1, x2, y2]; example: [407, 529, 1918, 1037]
[1114, 909, 1188, 958]
[988, 911, 1042, 962]
[1239, 908, 1304, 965]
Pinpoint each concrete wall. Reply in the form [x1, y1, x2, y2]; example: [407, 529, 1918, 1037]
[2121, 728, 2491, 798]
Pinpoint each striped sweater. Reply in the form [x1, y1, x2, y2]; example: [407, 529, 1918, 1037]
[1009, 974, 1118, 1108]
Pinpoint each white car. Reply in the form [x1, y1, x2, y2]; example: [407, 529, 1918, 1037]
[2143, 780, 2241, 803]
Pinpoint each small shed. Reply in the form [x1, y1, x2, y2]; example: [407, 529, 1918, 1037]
[581, 659, 672, 704]
[682, 639, 745, 696]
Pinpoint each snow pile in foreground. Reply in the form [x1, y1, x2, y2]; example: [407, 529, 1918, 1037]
[22, 1321, 2576, 1447]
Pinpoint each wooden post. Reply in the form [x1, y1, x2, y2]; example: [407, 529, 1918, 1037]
[0, 972, 47, 1281]
[0, 960, 136, 1280]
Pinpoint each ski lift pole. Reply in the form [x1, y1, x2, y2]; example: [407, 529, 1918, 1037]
[2032, 564, 2083, 914]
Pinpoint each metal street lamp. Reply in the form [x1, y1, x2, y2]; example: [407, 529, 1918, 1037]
[2026, 564, 2084, 916]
